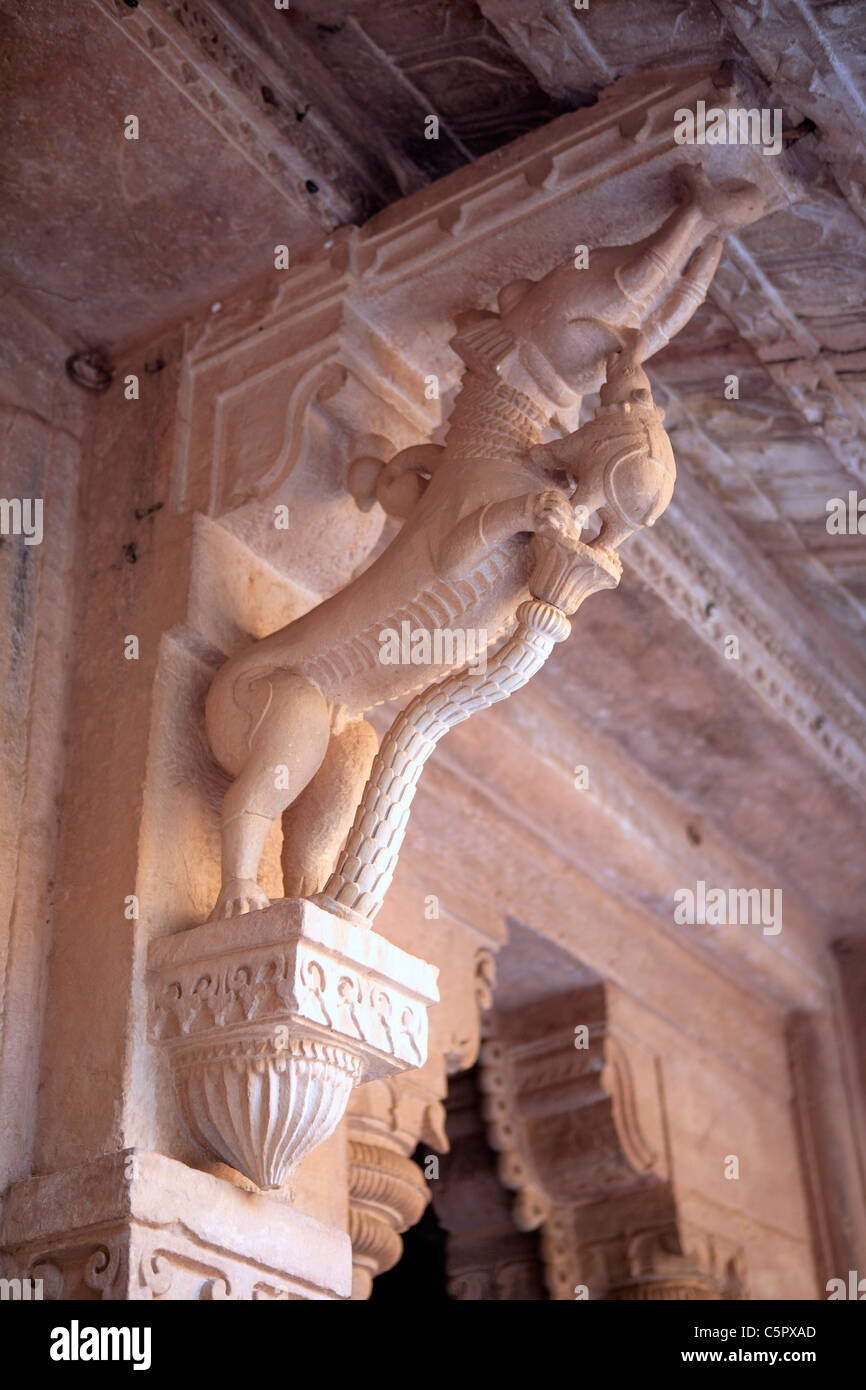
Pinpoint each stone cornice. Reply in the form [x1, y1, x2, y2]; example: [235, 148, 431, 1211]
[709, 235, 866, 487]
[628, 465, 866, 800]
[351, 66, 796, 287]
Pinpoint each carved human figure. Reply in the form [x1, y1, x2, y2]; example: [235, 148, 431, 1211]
[204, 164, 764, 919]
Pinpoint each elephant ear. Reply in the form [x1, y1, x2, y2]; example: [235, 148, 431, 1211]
[350, 443, 445, 521]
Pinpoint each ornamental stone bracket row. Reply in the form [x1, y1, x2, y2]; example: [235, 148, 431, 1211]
[455, 982, 747, 1300]
[147, 897, 439, 1191]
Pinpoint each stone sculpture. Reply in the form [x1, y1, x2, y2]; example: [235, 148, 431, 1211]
[204, 164, 764, 922]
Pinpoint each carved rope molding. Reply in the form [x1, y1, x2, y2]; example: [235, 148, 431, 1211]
[317, 541, 620, 924]
[483, 0, 866, 232]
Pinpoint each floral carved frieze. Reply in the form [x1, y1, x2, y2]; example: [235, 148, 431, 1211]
[147, 898, 439, 1189]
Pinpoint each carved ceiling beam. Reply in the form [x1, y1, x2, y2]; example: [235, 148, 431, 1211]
[483, 0, 866, 234]
[346, 66, 795, 292]
[713, 0, 866, 227]
[708, 235, 866, 485]
[476, 0, 616, 99]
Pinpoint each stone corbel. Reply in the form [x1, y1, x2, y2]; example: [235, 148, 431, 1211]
[473, 983, 747, 1300]
[479, 986, 668, 1226]
[147, 898, 439, 1190]
[156, 150, 772, 1277]
[476, 983, 672, 1298]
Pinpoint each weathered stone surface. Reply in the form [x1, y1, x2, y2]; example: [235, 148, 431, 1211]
[2, 3, 866, 1305]
[0, 1149, 351, 1299]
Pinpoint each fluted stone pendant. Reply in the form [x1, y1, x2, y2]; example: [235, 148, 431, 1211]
[148, 898, 439, 1190]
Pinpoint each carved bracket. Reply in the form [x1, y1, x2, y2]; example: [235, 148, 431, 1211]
[147, 898, 439, 1189]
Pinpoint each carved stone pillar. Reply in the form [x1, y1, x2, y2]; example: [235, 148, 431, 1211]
[345, 1052, 448, 1299]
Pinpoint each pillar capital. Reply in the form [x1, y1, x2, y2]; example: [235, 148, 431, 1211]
[147, 898, 439, 1190]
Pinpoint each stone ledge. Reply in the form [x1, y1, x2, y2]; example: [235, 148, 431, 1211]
[0, 1148, 351, 1300]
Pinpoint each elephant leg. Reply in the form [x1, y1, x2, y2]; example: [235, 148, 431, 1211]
[211, 671, 331, 919]
[281, 716, 379, 899]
